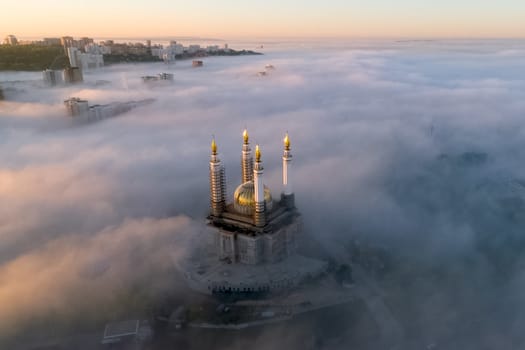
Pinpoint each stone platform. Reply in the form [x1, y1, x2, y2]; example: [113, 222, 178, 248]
[176, 252, 328, 295]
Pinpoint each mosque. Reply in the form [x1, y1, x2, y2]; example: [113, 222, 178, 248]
[209, 130, 298, 265]
[178, 130, 327, 295]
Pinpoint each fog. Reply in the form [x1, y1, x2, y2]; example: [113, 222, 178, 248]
[1, 39, 525, 349]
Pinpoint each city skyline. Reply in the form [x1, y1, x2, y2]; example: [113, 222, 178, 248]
[2, 0, 525, 39]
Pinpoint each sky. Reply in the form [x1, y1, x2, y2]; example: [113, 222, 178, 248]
[2, 39, 525, 348]
[1, 0, 525, 39]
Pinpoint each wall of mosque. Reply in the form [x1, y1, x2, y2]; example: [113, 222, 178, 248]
[216, 219, 299, 265]
[217, 231, 236, 261]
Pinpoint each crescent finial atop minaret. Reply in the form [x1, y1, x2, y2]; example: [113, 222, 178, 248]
[255, 144, 261, 162]
[211, 137, 217, 155]
[282, 132, 293, 203]
[241, 128, 253, 183]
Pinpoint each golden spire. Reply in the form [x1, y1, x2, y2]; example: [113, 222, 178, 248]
[255, 144, 261, 162]
[243, 129, 249, 144]
[211, 137, 217, 155]
[284, 132, 290, 150]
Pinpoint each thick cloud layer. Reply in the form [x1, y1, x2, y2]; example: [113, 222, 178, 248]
[1, 39, 525, 348]
[0, 216, 196, 339]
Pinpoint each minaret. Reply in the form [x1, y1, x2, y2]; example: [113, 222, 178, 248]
[253, 144, 266, 227]
[209, 137, 226, 217]
[282, 132, 295, 208]
[241, 129, 253, 184]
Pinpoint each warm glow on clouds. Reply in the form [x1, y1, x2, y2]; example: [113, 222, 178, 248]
[1, 37, 525, 347]
[0, 216, 195, 338]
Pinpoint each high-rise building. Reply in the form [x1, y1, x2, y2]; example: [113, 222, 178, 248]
[42, 69, 63, 86]
[3, 35, 18, 45]
[78, 37, 94, 48]
[64, 97, 89, 116]
[67, 47, 80, 67]
[152, 42, 184, 63]
[63, 67, 83, 84]
[85, 43, 111, 55]
[67, 46, 103, 70]
[64, 97, 154, 121]
[42, 38, 61, 46]
[187, 44, 201, 54]
[141, 73, 174, 84]
[60, 36, 74, 48]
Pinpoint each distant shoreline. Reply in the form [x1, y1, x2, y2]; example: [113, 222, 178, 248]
[0, 45, 262, 72]
[103, 49, 262, 66]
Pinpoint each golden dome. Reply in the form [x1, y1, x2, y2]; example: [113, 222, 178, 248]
[233, 181, 273, 215]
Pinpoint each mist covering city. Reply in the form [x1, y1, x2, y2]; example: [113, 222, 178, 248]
[1, 38, 525, 349]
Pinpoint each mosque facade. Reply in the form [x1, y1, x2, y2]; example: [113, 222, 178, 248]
[208, 130, 299, 265]
[176, 130, 327, 295]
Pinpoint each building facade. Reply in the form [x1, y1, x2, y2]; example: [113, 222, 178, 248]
[42, 69, 63, 86]
[3, 35, 18, 45]
[63, 67, 83, 83]
[64, 97, 89, 116]
[67, 47, 104, 70]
